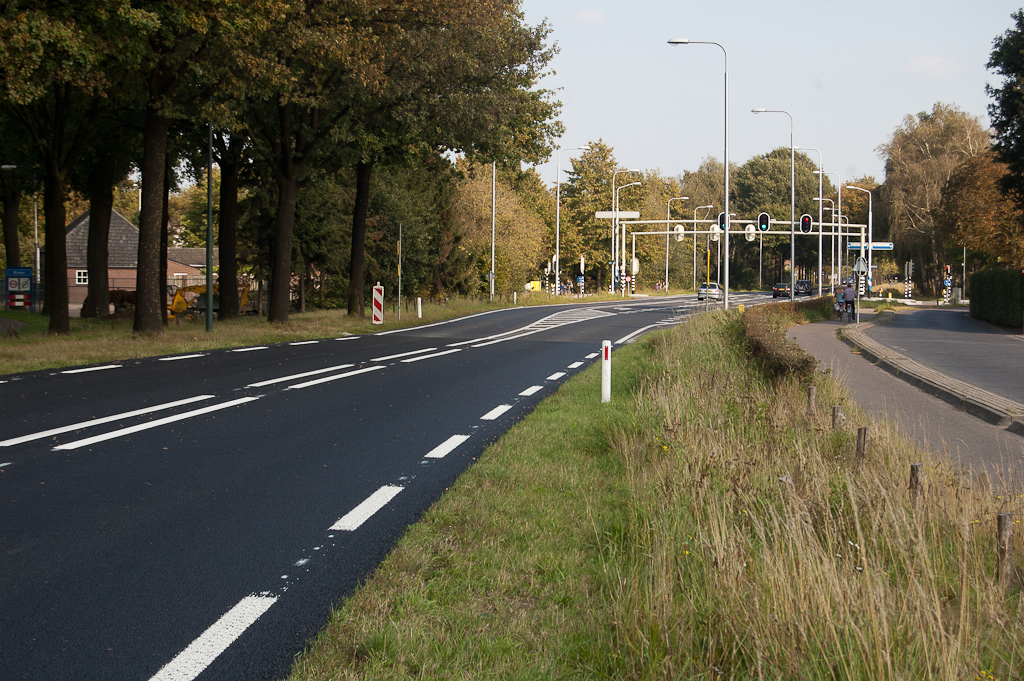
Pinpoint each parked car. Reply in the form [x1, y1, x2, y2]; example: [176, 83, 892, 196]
[697, 282, 722, 301]
[794, 279, 812, 296]
[772, 282, 791, 298]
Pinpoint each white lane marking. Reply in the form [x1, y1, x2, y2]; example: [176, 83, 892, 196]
[54, 397, 260, 451]
[148, 593, 278, 681]
[371, 347, 437, 362]
[0, 462, 11, 468]
[232, 346, 268, 353]
[470, 329, 547, 347]
[400, 349, 461, 363]
[246, 364, 355, 388]
[0, 395, 217, 447]
[285, 365, 385, 390]
[480, 404, 512, 421]
[425, 434, 471, 459]
[546, 372, 566, 381]
[289, 340, 320, 346]
[519, 385, 543, 396]
[330, 485, 404, 531]
[61, 365, 121, 374]
[159, 354, 205, 362]
[585, 353, 599, 359]
[567, 361, 584, 369]
[615, 324, 658, 345]
[334, 337, 359, 341]
[375, 308, 508, 336]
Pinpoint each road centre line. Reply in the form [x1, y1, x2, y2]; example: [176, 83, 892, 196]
[246, 364, 355, 388]
[159, 354, 206, 362]
[480, 404, 513, 420]
[586, 353, 599, 359]
[232, 346, 268, 352]
[285, 365, 386, 390]
[329, 485, 405, 531]
[546, 372, 566, 381]
[54, 397, 261, 451]
[288, 340, 320, 346]
[334, 336, 359, 341]
[425, 434, 471, 459]
[148, 593, 278, 681]
[61, 365, 121, 374]
[0, 395, 217, 447]
[374, 308, 507, 336]
[519, 385, 543, 396]
[568, 361, 584, 369]
[470, 329, 546, 348]
[371, 347, 437, 362]
[400, 349, 461, 363]
[615, 324, 658, 345]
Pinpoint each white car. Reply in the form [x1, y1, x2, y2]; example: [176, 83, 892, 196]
[697, 282, 722, 301]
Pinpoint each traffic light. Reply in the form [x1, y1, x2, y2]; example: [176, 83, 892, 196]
[757, 212, 770, 231]
[799, 214, 813, 234]
[718, 212, 726, 230]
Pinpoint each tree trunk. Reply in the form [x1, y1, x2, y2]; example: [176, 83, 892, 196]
[160, 155, 170, 325]
[268, 173, 298, 322]
[84, 152, 116, 319]
[347, 160, 373, 316]
[217, 136, 242, 319]
[43, 170, 69, 334]
[134, 105, 170, 335]
[2, 181, 21, 268]
[298, 257, 306, 313]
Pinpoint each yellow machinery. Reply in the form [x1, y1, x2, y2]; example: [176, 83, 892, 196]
[167, 282, 253, 320]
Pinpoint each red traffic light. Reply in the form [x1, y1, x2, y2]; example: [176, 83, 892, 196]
[799, 214, 813, 233]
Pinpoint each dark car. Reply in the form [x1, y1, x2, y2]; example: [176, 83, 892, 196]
[772, 282, 791, 298]
[794, 279, 812, 296]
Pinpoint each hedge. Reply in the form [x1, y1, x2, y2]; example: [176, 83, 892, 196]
[969, 268, 1024, 330]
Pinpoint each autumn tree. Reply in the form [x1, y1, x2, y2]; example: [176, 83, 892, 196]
[877, 103, 988, 294]
[987, 9, 1024, 209]
[559, 141, 620, 289]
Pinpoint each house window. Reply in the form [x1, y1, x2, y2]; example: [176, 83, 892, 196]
[75, 270, 88, 285]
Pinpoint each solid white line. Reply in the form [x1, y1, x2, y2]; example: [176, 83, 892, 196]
[585, 353, 599, 359]
[371, 347, 437, 362]
[159, 354, 205, 362]
[425, 434, 470, 459]
[567, 361, 584, 369]
[615, 324, 658, 345]
[469, 329, 546, 348]
[232, 346, 268, 353]
[519, 385, 543, 396]
[246, 364, 355, 388]
[400, 349, 461, 363]
[329, 485, 404, 531]
[285, 365, 385, 390]
[148, 594, 278, 681]
[54, 397, 260, 451]
[546, 372, 566, 381]
[0, 395, 217, 447]
[334, 336, 359, 341]
[480, 404, 512, 420]
[288, 340, 320, 346]
[61, 365, 121, 374]
[375, 308, 508, 336]
[0, 462, 11, 468]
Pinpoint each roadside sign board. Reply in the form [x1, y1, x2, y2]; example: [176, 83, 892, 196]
[594, 211, 640, 219]
[6, 266, 33, 311]
[371, 283, 384, 325]
[847, 242, 894, 251]
[852, 257, 868, 274]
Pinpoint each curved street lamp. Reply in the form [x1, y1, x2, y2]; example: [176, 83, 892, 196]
[611, 168, 641, 293]
[555, 145, 589, 294]
[692, 204, 714, 290]
[815, 170, 842, 287]
[666, 196, 689, 289]
[796, 146, 823, 296]
[616, 180, 642, 296]
[752, 107, 795, 300]
[845, 184, 873, 294]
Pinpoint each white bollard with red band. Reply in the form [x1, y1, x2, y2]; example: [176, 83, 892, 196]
[372, 283, 384, 325]
[601, 340, 611, 403]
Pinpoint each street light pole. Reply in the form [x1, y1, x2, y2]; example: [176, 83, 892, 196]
[815, 170, 841, 288]
[692, 204, 713, 291]
[666, 196, 689, 290]
[752, 107, 795, 300]
[616, 181, 641, 297]
[796, 146, 823, 296]
[611, 168, 640, 293]
[846, 185, 873, 295]
[669, 38, 731, 309]
[556, 145, 589, 296]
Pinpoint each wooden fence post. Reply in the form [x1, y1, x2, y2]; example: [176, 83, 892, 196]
[998, 513, 1013, 589]
[909, 463, 922, 510]
[832, 405, 842, 430]
[856, 427, 869, 458]
[807, 386, 817, 419]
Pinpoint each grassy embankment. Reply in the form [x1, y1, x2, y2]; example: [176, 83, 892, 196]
[287, 298, 1023, 680]
[0, 291, 645, 376]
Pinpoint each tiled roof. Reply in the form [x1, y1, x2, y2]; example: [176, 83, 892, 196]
[168, 247, 219, 269]
[65, 210, 139, 268]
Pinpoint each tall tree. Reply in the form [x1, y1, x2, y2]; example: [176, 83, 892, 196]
[559, 141, 619, 290]
[877, 103, 988, 294]
[987, 9, 1024, 208]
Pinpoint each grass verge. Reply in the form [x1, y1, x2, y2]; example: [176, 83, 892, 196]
[287, 308, 1023, 680]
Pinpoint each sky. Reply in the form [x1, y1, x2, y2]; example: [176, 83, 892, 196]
[520, 0, 1021, 191]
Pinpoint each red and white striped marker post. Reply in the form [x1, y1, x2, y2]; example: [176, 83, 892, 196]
[601, 340, 611, 403]
[372, 283, 384, 325]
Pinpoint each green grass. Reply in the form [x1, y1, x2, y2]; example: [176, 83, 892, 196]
[286, 308, 1024, 680]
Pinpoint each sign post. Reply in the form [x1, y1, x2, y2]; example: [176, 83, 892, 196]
[371, 282, 384, 325]
[5, 267, 33, 311]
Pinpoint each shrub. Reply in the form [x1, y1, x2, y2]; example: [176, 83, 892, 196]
[969, 268, 1024, 329]
[740, 300, 819, 380]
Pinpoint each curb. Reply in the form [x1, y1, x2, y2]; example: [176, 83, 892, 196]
[838, 317, 1024, 437]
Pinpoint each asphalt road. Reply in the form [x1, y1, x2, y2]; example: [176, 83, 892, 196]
[861, 307, 1024, 404]
[0, 291, 769, 681]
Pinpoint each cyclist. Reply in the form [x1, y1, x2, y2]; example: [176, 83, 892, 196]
[842, 283, 856, 321]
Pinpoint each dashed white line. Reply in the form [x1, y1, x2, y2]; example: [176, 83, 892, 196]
[232, 346, 268, 353]
[285, 365, 386, 390]
[480, 404, 513, 420]
[371, 347, 438, 362]
[567, 361, 583, 369]
[0, 462, 11, 468]
[61, 365, 121, 374]
[546, 372, 566, 381]
[0, 395, 217, 447]
[246, 364, 355, 388]
[54, 397, 261, 451]
[425, 434, 471, 459]
[158, 354, 206, 362]
[400, 349, 461, 363]
[288, 340, 320, 346]
[335, 336, 359, 341]
[148, 593, 278, 681]
[585, 353, 599, 359]
[329, 485, 404, 531]
[519, 385, 543, 396]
